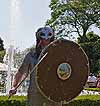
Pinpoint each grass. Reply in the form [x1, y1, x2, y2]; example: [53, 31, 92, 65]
[0, 96, 26, 101]
[0, 95, 100, 101]
[84, 88, 100, 92]
[75, 95, 100, 101]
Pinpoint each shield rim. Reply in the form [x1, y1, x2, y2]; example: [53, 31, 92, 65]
[35, 39, 89, 103]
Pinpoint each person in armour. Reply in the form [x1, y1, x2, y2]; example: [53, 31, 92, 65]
[9, 26, 61, 106]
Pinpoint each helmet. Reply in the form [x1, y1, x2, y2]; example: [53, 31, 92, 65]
[35, 26, 55, 58]
[36, 26, 54, 40]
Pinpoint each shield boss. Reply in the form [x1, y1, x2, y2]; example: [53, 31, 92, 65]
[36, 39, 89, 103]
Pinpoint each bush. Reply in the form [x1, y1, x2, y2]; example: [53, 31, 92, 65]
[63, 95, 100, 106]
[63, 100, 100, 106]
[84, 88, 100, 92]
[0, 96, 26, 106]
[0, 95, 100, 106]
[0, 50, 5, 62]
[0, 100, 26, 106]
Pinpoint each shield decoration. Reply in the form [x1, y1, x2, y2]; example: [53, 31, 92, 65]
[36, 39, 89, 103]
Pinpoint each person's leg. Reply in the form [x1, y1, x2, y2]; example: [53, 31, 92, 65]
[27, 92, 62, 106]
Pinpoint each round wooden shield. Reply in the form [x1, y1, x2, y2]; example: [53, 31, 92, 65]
[36, 39, 89, 103]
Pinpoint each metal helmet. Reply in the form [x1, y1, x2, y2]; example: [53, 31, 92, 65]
[35, 26, 55, 58]
[36, 26, 54, 40]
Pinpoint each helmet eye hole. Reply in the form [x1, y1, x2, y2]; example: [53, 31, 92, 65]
[48, 32, 52, 36]
[40, 32, 45, 37]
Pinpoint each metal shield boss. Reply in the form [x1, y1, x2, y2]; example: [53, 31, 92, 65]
[36, 39, 89, 103]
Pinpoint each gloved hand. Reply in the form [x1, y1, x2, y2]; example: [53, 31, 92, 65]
[9, 87, 17, 97]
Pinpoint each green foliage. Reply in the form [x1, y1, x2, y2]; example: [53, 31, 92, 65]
[67, 100, 100, 106]
[0, 96, 26, 101]
[0, 96, 26, 106]
[13, 45, 35, 68]
[47, 0, 100, 39]
[0, 100, 26, 106]
[1, 96, 100, 106]
[0, 37, 4, 51]
[84, 88, 100, 92]
[13, 50, 25, 68]
[78, 32, 100, 74]
[0, 50, 5, 63]
[75, 95, 100, 100]
[64, 95, 100, 106]
[68, 100, 100, 106]
[0, 37, 5, 62]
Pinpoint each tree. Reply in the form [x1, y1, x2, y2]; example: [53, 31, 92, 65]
[0, 37, 5, 62]
[78, 32, 100, 74]
[13, 45, 35, 68]
[0, 37, 4, 51]
[13, 49, 25, 68]
[47, 0, 100, 41]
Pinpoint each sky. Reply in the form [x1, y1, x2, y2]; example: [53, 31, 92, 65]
[0, 0, 100, 51]
[0, 0, 51, 51]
